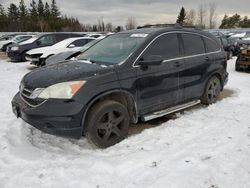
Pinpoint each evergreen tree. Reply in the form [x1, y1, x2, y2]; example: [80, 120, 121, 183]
[8, 3, 19, 31]
[219, 14, 228, 29]
[51, 0, 60, 17]
[37, 0, 44, 17]
[8, 3, 19, 19]
[239, 16, 250, 28]
[19, 0, 27, 17]
[29, 0, 39, 31]
[176, 7, 186, 25]
[44, 2, 51, 18]
[0, 4, 7, 32]
[29, 0, 38, 17]
[19, 0, 28, 31]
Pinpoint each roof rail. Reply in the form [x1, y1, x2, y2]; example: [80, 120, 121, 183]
[137, 23, 202, 30]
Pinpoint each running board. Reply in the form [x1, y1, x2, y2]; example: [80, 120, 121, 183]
[141, 100, 200, 122]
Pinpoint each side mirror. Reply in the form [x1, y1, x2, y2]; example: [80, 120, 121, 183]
[36, 41, 41, 46]
[137, 55, 163, 66]
[68, 44, 76, 48]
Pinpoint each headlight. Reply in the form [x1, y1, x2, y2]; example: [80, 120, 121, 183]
[37, 81, 86, 99]
[11, 46, 19, 51]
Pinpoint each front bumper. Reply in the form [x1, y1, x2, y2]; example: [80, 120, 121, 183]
[7, 50, 22, 61]
[25, 54, 43, 66]
[11, 92, 85, 139]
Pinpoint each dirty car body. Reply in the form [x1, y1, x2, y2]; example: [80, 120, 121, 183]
[12, 27, 228, 146]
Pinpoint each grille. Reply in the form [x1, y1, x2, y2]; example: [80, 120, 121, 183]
[20, 85, 45, 107]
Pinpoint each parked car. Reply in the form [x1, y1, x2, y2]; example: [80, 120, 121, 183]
[0, 34, 18, 41]
[228, 36, 241, 56]
[216, 36, 234, 59]
[12, 27, 228, 148]
[26, 37, 95, 66]
[7, 33, 83, 62]
[87, 33, 105, 38]
[235, 39, 250, 71]
[45, 36, 105, 66]
[0, 35, 35, 52]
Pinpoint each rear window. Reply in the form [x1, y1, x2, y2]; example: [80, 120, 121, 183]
[203, 37, 221, 52]
[71, 39, 92, 47]
[182, 33, 205, 56]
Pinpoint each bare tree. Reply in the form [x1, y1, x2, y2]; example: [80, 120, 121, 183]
[125, 16, 137, 30]
[208, 2, 217, 29]
[105, 22, 113, 32]
[197, 4, 207, 28]
[185, 9, 196, 26]
[97, 17, 105, 32]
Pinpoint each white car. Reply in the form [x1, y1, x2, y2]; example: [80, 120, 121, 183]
[26, 37, 95, 66]
[0, 35, 35, 51]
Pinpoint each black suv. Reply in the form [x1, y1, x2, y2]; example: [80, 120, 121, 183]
[12, 27, 228, 148]
[7, 33, 83, 62]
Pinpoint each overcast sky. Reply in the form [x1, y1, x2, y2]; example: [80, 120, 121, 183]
[1, 0, 250, 27]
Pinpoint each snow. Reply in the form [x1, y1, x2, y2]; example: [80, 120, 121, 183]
[0, 58, 250, 188]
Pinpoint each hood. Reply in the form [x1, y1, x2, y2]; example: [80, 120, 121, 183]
[22, 60, 113, 89]
[26, 46, 52, 55]
[45, 50, 80, 66]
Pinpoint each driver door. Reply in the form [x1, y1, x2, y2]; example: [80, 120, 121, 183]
[135, 33, 183, 114]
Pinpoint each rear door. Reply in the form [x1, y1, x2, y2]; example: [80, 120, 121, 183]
[179, 33, 210, 102]
[135, 33, 183, 114]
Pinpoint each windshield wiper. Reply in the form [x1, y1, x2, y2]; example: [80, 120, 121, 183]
[79, 58, 96, 64]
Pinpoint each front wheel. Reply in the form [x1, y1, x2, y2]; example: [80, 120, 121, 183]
[201, 76, 221, 105]
[84, 100, 130, 148]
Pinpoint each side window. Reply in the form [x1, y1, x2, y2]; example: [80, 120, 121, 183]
[37, 35, 54, 45]
[182, 33, 205, 56]
[55, 34, 68, 42]
[70, 39, 88, 47]
[142, 33, 180, 60]
[221, 37, 228, 46]
[87, 39, 95, 43]
[203, 37, 221, 52]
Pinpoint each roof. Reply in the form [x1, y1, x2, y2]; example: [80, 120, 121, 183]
[119, 27, 212, 38]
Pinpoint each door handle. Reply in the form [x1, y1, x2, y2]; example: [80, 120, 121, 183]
[205, 56, 210, 61]
[174, 62, 182, 67]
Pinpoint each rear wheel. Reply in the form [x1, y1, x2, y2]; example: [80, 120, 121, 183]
[229, 51, 233, 59]
[235, 57, 241, 71]
[201, 76, 221, 105]
[84, 100, 130, 148]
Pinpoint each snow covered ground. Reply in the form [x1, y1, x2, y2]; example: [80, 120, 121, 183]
[0, 58, 250, 188]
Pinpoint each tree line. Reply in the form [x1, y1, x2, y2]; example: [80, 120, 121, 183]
[1, 1, 250, 32]
[0, 0, 88, 32]
[0, 0, 135, 32]
[174, 3, 250, 29]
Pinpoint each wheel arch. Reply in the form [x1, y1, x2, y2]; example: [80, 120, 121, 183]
[206, 71, 223, 91]
[81, 89, 139, 133]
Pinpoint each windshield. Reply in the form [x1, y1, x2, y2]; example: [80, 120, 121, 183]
[13, 36, 28, 43]
[78, 34, 147, 65]
[19, 36, 39, 45]
[79, 39, 101, 52]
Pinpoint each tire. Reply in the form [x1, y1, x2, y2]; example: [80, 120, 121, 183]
[235, 57, 241, 71]
[21, 52, 27, 62]
[84, 100, 130, 148]
[229, 51, 233, 59]
[201, 76, 221, 105]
